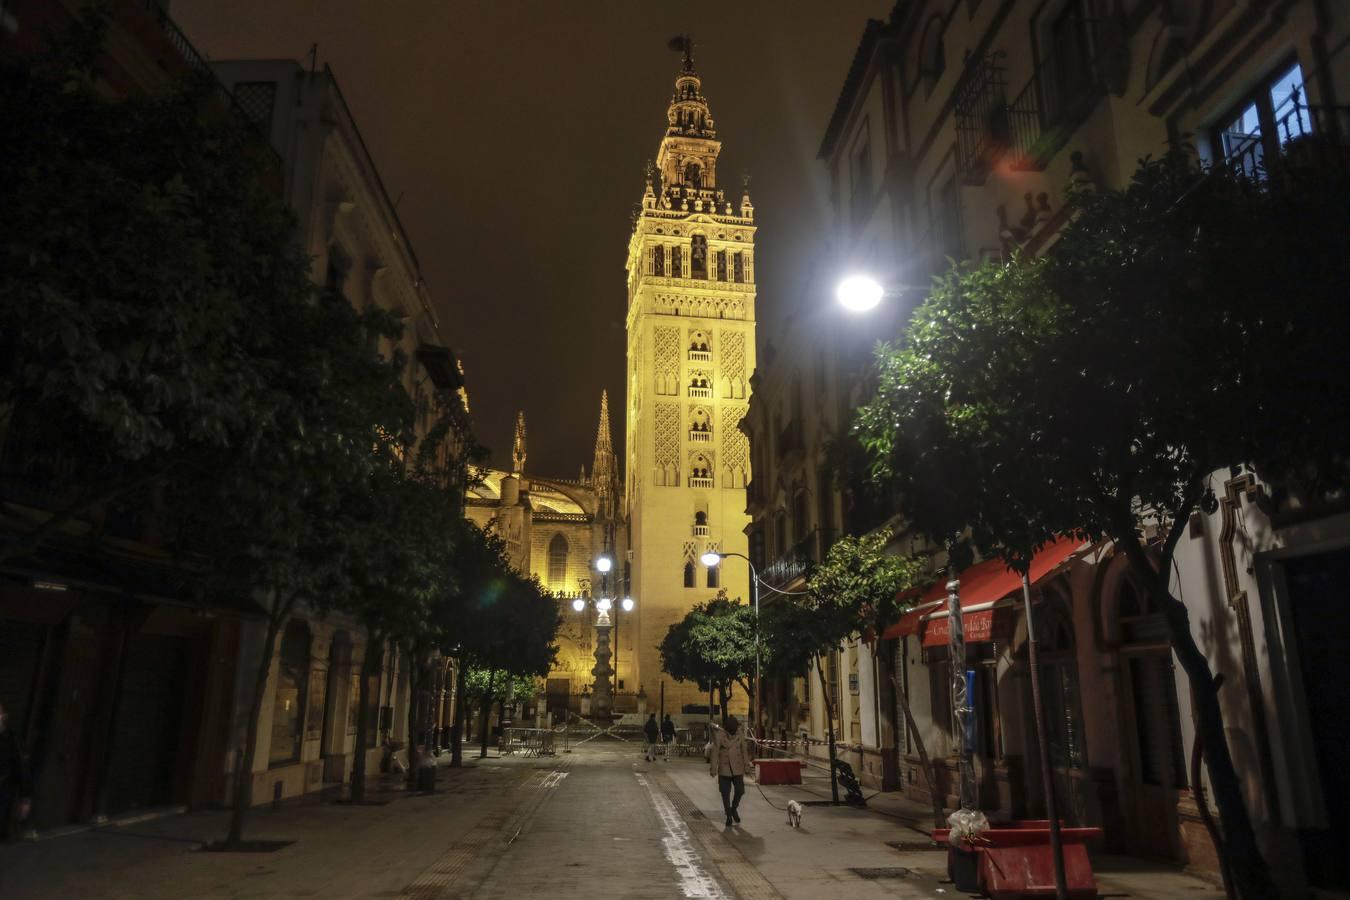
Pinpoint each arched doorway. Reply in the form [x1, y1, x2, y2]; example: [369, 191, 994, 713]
[1021, 591, 1089, 824]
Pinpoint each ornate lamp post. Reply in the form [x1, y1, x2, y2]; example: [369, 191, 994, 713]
[570, 553, 634, 723]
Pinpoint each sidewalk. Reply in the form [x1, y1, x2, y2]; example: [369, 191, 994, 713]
[0, 752, 544, 899]
[659, 753, 1225, 899]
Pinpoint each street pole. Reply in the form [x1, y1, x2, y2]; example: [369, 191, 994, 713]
[1022, 573, 1068, 900]
[947, 577, 976, 812]
[752, 562, 761, 740]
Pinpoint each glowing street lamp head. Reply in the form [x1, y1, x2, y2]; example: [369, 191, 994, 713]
[620, 597, 635, 612]
[596, 555, 613, 573]
[596, 597, 612, 612]
[836, 275, 884, 312]
[571, 598, 586, 612]
[700, 551, 723, 568]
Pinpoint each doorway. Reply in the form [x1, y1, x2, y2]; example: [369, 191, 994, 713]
[1283, 547, 1350, 890]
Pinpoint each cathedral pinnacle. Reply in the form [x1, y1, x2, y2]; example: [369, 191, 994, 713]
[591, 391, 616, 518]
[511, 410, 527, 476]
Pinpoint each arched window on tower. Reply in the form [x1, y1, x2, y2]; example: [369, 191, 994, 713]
[652, 245, 665, 276]
[671, 245, 683, 278]
[716, 250, 728, 281]
[685, 162, 702, 188]
[706, 563, 719, 589]
[548, 533, 568, 587]
[691, 235, 708, 279]
[733, 251, 744, 283]
[683, 560, 696, 588]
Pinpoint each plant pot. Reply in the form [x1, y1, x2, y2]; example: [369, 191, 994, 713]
[948, 845, 980, 892]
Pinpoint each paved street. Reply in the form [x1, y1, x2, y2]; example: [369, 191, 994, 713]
[0, 740, 1224, 899]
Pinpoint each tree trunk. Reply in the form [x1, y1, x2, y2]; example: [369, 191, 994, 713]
[478, 669, 496, 759]
[1117, 532, 1277, 899]
[226, 603, 287, 845]
[815, 656, 840, 805]
[450, 662, 466, 767]
[716, 683, 729, 721]
[350, 635, 384, 802]
[886, 670, 945, 829]
[405, 646, 422, 788]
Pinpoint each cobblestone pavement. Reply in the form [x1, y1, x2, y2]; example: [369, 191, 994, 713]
[0, 741, 1226, 899]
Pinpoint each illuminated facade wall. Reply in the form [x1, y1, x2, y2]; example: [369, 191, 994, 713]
[624, 51, 757, 714]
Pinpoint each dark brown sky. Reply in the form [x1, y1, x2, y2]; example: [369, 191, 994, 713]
[173, 0, 893, 475]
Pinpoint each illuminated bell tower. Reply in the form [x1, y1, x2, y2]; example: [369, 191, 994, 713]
[624, 38, 757, 714]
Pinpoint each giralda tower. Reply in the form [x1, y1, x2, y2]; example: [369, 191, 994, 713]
[623, 40, 757, 713]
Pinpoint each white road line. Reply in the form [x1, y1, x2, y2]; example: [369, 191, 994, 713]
[539, 771, 569, 788]
[636, 773, 729, 900]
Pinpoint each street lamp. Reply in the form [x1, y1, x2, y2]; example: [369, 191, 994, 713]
[834, 274, 928, 313]
[596, 554, 613, 573]
[620, 596, 635, 612]
[702, 551, 762, 739]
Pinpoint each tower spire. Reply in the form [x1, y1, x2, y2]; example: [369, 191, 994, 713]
[511, 410, 527, 476]
[591, 391, 616, 518]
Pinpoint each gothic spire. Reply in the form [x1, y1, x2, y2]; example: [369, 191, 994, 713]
[511, 410, 527, 476]
[591, 391, 616, 517]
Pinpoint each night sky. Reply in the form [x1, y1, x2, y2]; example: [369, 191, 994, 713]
[173, 0, 894, 475]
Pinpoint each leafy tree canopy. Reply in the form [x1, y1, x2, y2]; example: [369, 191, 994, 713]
[659, 590, 756, 702]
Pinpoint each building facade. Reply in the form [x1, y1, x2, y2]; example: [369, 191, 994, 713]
[746, 0, 1350, 892]
[625, 46, 758, 714]
[465, 396, 630, 720]
[210, 58, 470, 806]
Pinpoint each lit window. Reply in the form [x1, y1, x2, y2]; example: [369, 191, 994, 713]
[1216, 61, 1313, 176]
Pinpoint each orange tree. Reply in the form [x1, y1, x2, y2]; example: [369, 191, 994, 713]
[856, 151, 1350, 898]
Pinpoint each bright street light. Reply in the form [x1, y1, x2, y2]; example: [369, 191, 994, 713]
[596, 597, 612, 612]
[700, 551, 722, 567]
[620, 596, 634, 612]
[596, 554, 613, 573]
[835, 274, 884, 312]
[571, 598, 586, 612]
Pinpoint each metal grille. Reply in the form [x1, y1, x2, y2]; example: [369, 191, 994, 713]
[233, 81, 277, 128]
[849, 867, 913, 879]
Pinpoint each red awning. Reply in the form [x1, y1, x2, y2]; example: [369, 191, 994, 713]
[882, 536, 1086, 643]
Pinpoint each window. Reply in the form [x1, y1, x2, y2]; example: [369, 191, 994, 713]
[1216, 61, 1312, 177]
[849, 118, 873, 202]
[706, 564, 719, 589]
[684, 560, 696, 588]
[685, 161, 702, 188]
[792, 490, 810, 545]
[918, 15, 946, 89]
[270, 621, 311, 765]
[672, 245, 683, 278]
[652, 245, 665, 276]
[547, 533, 568, 587]
[1045, 0, 1095, 125]
[932, 173, 964, 263]
[716, 250, 728, 281]
[733, 252, 744, 283]
[691, 235, 708, 279]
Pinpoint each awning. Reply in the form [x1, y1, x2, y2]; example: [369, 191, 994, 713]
[882, 536, 1087, 644]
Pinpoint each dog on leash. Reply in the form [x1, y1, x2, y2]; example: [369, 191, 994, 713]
[786, 799, 804, 829]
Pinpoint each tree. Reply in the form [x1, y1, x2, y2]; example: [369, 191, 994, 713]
[856, 151, 1350, 898]
[659, 591, 756, 714]
[0, 15, 310, 564]
[805, 530, 941, 826]
[178, 286, 413, 845]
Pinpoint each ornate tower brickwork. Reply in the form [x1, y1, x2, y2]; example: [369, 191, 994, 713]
[624, 42, 756, 713]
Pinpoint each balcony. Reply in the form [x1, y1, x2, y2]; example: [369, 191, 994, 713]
[693, 524, 710, 537]
[688, 349, 712, 362]
[761, 529, 840, 591]
[689, 477, 714, 489]
[689, 429, 712, 443]
[688, 386, 712, 399]
[955, 39, 1108, 183]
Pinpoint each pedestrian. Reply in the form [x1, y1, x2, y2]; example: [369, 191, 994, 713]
[643, 712, 659, 762]
[708, 715, 749, 827]
[0, 701, 33, 841]
[661, 714, 676, 761]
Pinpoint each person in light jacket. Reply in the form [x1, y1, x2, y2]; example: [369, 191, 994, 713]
[708, 715, 750, 826]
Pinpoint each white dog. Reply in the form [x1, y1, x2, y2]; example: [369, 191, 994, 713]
[786, 799, 804, 829]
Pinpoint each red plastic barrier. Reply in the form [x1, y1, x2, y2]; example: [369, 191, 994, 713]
[934, 821, 1103, 899]
[753, 758, 802, 785]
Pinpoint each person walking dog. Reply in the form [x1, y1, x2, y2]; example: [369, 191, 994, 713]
[709, 715, 750, 826]
[660, 714, 676, 761]
[643, 713, 660, 762]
